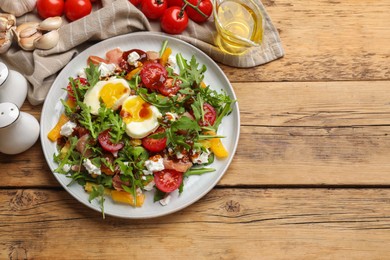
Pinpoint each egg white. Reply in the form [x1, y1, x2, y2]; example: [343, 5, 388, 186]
[121, 95, 162, 139]
[83, 78, 130, 115]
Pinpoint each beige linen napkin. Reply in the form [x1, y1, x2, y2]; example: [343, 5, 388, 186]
[0, 0, 284, 105]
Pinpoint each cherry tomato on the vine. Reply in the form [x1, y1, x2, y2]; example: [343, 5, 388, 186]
[161, 7, 189, 34]
[167, 0, 184, 7]
[129, 0, 142, 6]
[141, 0, 168, 20]
[64, 0, 93, 22]
[185, 0, 212, 23]
[36, 0, 65, 19]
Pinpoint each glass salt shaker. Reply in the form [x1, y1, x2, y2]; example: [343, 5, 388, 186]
[0, 62, 28, 108]
[0, 102, 40, 155]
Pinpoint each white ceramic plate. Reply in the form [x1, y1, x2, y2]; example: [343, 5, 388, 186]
[41, 32, 240, 219]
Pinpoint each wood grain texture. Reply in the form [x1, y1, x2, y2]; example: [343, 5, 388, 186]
[1, 188, 390, 259]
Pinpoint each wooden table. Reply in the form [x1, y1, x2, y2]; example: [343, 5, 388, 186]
[1, 0, 390, 258]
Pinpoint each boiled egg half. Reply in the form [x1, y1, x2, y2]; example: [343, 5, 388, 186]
[83, 78, 130, 115]
[120, 95, 162, 139]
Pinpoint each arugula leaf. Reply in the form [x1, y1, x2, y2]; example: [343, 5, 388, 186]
[88, 184, 106, 219]
[85, 63, 100, 87]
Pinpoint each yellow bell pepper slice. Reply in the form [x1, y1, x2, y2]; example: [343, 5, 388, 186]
[159, 47, 172, 66]
[47, 113, 69, 142]
[111, 190, 145, 207]
[204, 131, 229, 159]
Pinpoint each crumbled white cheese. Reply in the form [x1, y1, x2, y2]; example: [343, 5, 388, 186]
[176, 151, 184, 159]
[191, 149, 210, 164]
[159, 195, 171, 206]
[98, 63, 116, 77]
[127, 51, 140, 66]
[83, 159, 101, 176]
[77, 68, 87, 79]
[60, 121, 77, 137]
[62, 164, 71, 173]
[144, 156, 165, 172]
[143, 180, 155, 191]
[142, 169, 153, 176]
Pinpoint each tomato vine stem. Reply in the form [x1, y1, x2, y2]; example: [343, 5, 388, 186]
[182, 0, 208, 18]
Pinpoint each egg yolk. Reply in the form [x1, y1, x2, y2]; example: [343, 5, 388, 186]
[121, 96, 153, 123]
[99, 82, 129, 108]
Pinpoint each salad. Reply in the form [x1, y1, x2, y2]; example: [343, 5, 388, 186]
[47, 40, 234, 217]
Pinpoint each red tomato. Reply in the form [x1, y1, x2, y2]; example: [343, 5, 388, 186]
[141, 0, 168, 20]
[199, 103, 216, 126]
[140, 62, 168, 89]
[158, 77, 181, 96]
[142, 127, 167, 152]
[36, 0, 65, 19]
[185, 0, 212, 23]
[154, 169, 183, 193]
[66, 77, 88, 101]
[161, 7, 188, 34]
[98, 129, 124, 153]
[167, 0, 183, 7]
[129, 0, 142, 6]
[64, 0, 93, 21]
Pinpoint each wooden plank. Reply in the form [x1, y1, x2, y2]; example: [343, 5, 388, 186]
[220, 0, 390, 82]
[1, 188, 390, 259]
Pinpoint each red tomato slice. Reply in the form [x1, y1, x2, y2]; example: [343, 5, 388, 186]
[98, 129, 124, 152]
[199, 103, 216, 126]
[142, 127, 167, 152]
[66, 77, 88, 102]
[158, 78, 181, 96]
[154, 169, 183, 193]
[140, 62, 168, 90]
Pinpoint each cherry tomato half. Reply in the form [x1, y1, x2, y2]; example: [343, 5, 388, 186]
[154, 169, 183, 193]
[66, 77, 88, 102]
[158, 77, 182, 96]
[64, 0, 93, 22]
[142, 127, 167, 152]
[141, 0, 168, 20]
[161, 7, 189, 34]
[185, 0, 212, 23]
[140, 62, 168, 90]
[199, 103, 216, 126]
[98, 129, 124, 153]
[36, 0, 65, 19]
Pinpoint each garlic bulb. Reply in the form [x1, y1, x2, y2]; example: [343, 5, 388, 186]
[0, 0, 37, 17]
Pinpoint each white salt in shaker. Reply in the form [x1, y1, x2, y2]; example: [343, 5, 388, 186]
[0, 62, 28, 108]
[0, 102, 40, 155]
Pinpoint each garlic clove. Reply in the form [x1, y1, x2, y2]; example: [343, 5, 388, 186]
[15, 22, 39, 37]
[19, 32, 42, 51]
[38, 16, 63, 31]
[0, 29, 13, 54]
[33, 30, 59, 50]
[0, 13, 16, 31]
[19, 26, 38, 38]
[0, 0, 37, 17]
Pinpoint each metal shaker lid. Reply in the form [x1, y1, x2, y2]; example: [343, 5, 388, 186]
[0, 102, 19, 128]
[0, 62, 9, 86]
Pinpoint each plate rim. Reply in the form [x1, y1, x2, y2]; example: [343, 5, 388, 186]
[40, 32, 240, 219]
